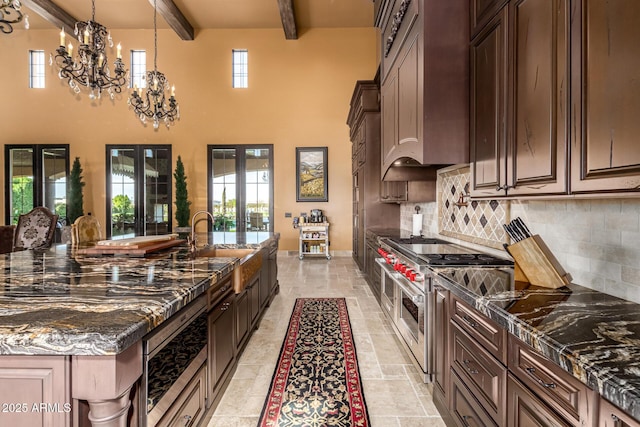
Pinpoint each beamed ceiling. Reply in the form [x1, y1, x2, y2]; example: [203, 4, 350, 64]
[19, 0, 375, 41]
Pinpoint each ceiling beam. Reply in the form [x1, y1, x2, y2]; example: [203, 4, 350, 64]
[150, 0, 194, 41]
[21, 0, 78, 33]
[277, 0, 297, 40]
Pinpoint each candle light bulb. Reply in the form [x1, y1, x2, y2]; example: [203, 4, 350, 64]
[171, 85, 175, 97]
[60, 28, 65, 46]
[67, 43, 73, 56]
[116, 43, 122, 59]
[83, 28, 89, 44]
[153, 79, 158, 91]
[98, 54, 104, 67]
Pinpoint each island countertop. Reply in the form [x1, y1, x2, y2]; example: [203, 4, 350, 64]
[434, 266, 640, 423]
[0, 232, 276, 356]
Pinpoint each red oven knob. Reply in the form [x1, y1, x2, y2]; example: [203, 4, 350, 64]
[408, 271, 416, 281]
[400, 264, 408, 273]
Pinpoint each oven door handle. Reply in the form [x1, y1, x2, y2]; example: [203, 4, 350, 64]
[393, 275, 424, 304]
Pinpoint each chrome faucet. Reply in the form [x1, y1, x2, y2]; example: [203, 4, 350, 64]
[188, 210, 215, 253]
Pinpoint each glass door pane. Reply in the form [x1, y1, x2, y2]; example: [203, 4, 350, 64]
[109, 148, 136, 238]
[245, 148, 270, 231]
[42, 148, 67, 221]
[144, 148, 171, 235]
[8, 148, 34, 224]
[211, 149, 237, 232]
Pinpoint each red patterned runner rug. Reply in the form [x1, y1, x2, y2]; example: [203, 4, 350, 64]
[258, 298, 370, 427]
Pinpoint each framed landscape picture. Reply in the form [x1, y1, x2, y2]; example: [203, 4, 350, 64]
[296, 147, 328, 202]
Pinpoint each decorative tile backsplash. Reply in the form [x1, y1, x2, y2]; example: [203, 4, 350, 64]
[437, 165, 509, 250]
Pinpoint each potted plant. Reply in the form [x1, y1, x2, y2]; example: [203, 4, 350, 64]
[173, 156, 191, 236]
[66, 157, 85, 244]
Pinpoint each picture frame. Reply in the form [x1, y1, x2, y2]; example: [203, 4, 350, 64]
[296, 147, 328, 202]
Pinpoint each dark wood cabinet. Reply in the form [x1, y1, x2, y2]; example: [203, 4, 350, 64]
[235, 289, 249, 352]
[471, 0, 570, 198]
[432, 281, 451, 421]
[600, 396, 640, 427]
[507, 373, 572, 427]
[570, 0, 640, 193]
[471, 0, 509, 38]
[347, 81, 399, 271]
[378, 0, 469, 177]
[450, 369, 498, 427]
[207, 292, 235, 405]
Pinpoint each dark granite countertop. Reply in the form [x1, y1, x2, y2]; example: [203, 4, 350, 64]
[434, 266, 640, 423]
[0, 233, 277, 356]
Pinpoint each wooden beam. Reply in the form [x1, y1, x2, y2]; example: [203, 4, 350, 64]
[277, 0, 297, 40]
[21, 0, 78, 33]
[151, 0, 194, 41]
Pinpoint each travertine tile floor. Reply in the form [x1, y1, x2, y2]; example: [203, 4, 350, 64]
[207, 254, 446, 427]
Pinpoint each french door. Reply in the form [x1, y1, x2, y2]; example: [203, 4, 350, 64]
[208, 145, 273, 233]
[106, 145, 171, 238]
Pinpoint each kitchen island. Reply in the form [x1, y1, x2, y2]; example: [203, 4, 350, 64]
[0, 232, 278, 427]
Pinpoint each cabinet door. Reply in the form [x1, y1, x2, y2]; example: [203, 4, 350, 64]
[507, 373, 572, 427]
[471, 0, 509, 37]
[600, 396, 640, 427]
[470, 7, 509, 198]
[208, 293, 235, 400]
[248, 274, 260, 326]
[381, 71, 398, 173]
[507, 0, 569, 196]
[570, 0, 640, 193]
[433, 284, 449, 397]
[235, 290, 249, 351]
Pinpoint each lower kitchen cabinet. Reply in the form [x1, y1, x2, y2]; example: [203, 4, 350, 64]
[450, 369, 497, 427]
[155, 364, 207, 427]
[207, 291, 235, 409]
[600, 396, 640, 427]
[507, 373, 572, 427]
[508, 336, 595, 426]
[235, 289, 249, 352]
[247, 273, 260, 328]
[432, 282, 449, 411]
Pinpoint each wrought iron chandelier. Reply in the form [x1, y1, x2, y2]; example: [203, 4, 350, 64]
[51, 0, 127, 99]
[0, 0, 28, 34]
[128, 0, 179, 129]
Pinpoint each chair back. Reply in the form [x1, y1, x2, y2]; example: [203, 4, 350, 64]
[72, 214, 103, 245]
[13, 207, 58, 251]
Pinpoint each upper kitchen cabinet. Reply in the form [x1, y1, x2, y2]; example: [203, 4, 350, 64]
[470, 0, 509, 38]
[570, 0, 640, 194]
[471, 0, 570, 198]
[378, 0, 469, 179]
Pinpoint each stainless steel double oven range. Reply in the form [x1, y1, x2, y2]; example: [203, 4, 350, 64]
[375, 236, 513, 382]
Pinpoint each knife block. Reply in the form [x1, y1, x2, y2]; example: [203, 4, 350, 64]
[507, 235, 572, 289]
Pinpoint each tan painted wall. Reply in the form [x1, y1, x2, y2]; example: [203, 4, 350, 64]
[0, 27, 378, 251]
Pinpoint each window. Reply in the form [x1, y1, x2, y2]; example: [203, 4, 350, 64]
[29, 50, 45, 88]
[106, 145, 171, 238]
[232, 49, 248, 88]
[130, 50, 147, 89]
[208, 145, 273, 234]
[4, 145, 69, 226]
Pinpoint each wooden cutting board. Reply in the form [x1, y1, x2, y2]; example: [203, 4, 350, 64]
[78, 239, 186, 256]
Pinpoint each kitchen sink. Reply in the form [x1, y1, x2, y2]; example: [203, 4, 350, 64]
[194, 247, 262, 293]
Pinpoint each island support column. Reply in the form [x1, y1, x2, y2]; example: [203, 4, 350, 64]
[72, 342, 142, 427]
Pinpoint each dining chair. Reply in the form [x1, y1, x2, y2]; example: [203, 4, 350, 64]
[12, 207, 58, 251]
[71, 214, 103, 245]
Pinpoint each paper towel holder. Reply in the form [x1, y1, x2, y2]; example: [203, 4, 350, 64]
[414, 206, 421, 213]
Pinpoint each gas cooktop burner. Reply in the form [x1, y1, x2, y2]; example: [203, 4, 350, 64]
[420, 253, 513, 266]
[390, 236, 449, 245]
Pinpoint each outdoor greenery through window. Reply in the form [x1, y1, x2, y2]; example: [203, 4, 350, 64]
[208, 145, 273, 234]
[106, 146, 171, 238]
[29, 50, 45, 88]
[130, 50, 147, 89]
[232, 49, 248, 88]
[4, 145, 69, 227]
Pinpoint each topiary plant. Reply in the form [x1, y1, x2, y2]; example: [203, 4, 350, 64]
[67, 157, 85, 224]
[174, 155, 191, 228]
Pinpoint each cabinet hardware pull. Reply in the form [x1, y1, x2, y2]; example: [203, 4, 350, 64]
[182, 414, 193, 426]
[461, 414, 473, 426]
[611, 413, 622, 426]
[462, 314, 477, 328]
[525, 367, 556, 388]
[463, 359, 479, 374]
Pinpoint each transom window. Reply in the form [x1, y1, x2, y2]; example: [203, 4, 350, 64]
[29, 50, 45, 89]
[232, 49, 248, 88]
[130, 50, 147, 89]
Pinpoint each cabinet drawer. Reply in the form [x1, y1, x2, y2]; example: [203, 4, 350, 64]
[507, 373, 572, 427]
[450, 294, 506, 363]
[600, 396, 640, 427]
[158, 364, 206, 427]
[508, 336, 594, 426]
[450, 321, 506, 426]
[450, 369, 497, 427]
